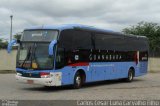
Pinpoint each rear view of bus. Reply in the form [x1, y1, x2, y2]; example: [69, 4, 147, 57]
[8, 24, 149, 89]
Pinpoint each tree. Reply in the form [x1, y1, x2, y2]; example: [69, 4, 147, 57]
[0, 39, 8, 49]
[123, 21, 160, 57]
[14, 32, 22, 40]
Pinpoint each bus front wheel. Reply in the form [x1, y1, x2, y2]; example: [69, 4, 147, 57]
[73, 72, 82, 89]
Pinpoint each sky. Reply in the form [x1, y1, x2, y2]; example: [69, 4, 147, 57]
[0, 0, 160, 40]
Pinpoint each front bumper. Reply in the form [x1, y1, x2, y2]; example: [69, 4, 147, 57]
[15, 72, 62, 86]
[16, 75, 54, 86]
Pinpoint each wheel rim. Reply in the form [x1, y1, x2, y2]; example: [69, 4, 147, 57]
[129, 72, 133, 81]
[76, 76, 81, 86]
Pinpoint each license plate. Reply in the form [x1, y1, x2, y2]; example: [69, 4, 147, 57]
[27, 80, 34, 84]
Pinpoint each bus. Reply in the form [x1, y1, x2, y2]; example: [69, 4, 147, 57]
[8, 24, 149, 89]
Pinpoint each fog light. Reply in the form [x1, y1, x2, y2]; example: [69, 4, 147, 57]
[17, 73, 22, 76]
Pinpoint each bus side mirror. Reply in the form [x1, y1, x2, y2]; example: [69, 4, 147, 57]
[7, 39, 17, 53]
[48, 40, 57, 56]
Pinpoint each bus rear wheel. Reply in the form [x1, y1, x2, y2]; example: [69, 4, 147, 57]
[126, 69, 134, 82]
[73, 72, 82, 89]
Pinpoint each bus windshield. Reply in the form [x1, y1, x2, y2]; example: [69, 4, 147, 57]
[17, 43, 54, 70]
[16, 30, 58, 70]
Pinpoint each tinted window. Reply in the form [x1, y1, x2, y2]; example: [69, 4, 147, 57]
[95, 34, 123, 50]
[95, 34, 148, 51]
[58, 30, 92, 50]
[56, 48, 65, 69]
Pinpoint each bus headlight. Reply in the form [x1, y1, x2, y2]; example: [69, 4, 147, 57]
[40, 72, 50, 78]
[55, 74, 61, 80]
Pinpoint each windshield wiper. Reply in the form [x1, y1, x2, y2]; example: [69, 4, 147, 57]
[21, 46, 31, 68]
[31, 43, 38, 65]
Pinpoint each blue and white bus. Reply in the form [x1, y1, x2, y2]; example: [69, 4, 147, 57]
[8, 24, 149, 88]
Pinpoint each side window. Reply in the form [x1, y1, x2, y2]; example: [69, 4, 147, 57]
[72, 31, 92, 49]
[58, 29, 93, 50]
[56, 48, 65, 69]
[95, 34, 110, 50]
[95, 34, 124, 50]
[58, 30, 74, 50]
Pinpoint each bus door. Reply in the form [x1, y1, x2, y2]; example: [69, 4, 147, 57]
[134, 51, 146, 74]
[139, 51, 148, 73]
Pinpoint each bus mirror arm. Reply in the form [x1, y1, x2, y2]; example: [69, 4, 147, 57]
[48, 40, 57, 56]
[17, 39, 21, 44]
[7, 39, 17, 53]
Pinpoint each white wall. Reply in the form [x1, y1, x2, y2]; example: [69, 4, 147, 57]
[0, 49, 17, 70]
[148, 58, 160, 72]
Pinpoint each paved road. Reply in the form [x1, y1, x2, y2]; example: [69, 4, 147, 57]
[0, 73, 160, 100]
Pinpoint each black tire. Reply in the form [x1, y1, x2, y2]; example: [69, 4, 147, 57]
[44, 86, 54, 89]
[126, 69, 134, 82]
[73, 72, 82, 89]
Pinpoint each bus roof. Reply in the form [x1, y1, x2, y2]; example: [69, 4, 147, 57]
[24, 24, 113, 32]
[24, 24, 147, 39]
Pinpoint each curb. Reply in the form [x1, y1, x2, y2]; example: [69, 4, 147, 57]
[0, 70, 16, 74]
